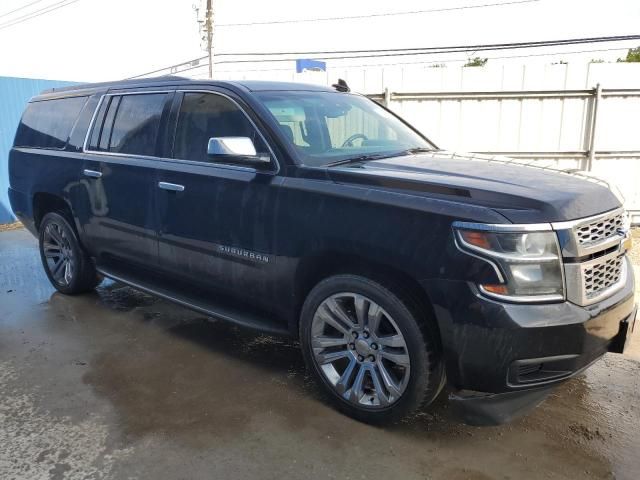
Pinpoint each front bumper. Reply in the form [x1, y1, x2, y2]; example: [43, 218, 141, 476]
[422, 259, 636, 424]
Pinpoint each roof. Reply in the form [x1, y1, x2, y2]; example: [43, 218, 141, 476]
[38, 76, 336, 98]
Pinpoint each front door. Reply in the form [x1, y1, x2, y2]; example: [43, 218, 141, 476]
[155, 90, 281, 309]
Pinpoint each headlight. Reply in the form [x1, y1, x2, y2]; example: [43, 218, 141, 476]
[454, 226, 564, 302]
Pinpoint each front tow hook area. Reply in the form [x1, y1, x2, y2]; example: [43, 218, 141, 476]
[449, 387, 553, 426]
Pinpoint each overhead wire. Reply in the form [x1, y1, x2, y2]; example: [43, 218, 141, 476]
[0, 0, 48, 20]
[168, 46, 633, 75]
[208, 35, 640, 62]
[216, 0, 541, 27]
[0, 0, 82, 31]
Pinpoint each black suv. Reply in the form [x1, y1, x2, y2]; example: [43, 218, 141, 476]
[8, 78, 637, 425]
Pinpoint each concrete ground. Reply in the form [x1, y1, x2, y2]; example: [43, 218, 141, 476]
[1, 228, 639, 480]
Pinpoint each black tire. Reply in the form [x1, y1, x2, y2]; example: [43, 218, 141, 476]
[38, 212, 101, 294]
[300, 274, 444, 423]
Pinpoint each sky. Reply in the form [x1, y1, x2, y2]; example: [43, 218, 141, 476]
[0, 0, 638, 82]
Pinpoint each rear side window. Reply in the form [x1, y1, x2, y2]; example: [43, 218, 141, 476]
[14, 96, 88, 149]
[88, 93, 167, 156]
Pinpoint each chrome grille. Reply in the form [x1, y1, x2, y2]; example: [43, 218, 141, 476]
[575, 212, 625, 246]
[556, 208, 629, 306]
[583, 255, 624, 299]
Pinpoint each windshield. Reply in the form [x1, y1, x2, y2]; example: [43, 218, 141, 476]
[255, 91, 435, 167]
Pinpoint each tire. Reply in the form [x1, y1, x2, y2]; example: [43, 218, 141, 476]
[38, 212, 101, 294]
[300, 274, 444, 423]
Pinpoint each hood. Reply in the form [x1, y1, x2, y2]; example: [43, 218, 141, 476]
[327, 151, 621, 223]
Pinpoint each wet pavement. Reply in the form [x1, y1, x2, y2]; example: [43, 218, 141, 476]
[1, 227, 639, 480]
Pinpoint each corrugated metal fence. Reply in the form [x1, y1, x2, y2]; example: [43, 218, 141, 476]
[367, 86, 640, 223]
[0, 76, 76, 224]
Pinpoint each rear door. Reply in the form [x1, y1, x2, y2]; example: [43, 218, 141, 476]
[154, 89, 282, 310]
[78, 90, 173, 270]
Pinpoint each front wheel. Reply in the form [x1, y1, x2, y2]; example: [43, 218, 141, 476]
[300, 274, 443, 423]
[39, 212, 101, 294]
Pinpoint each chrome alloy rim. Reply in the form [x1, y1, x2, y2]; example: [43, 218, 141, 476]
[43, 222, 74, 286]
[310, 293, 411, 408]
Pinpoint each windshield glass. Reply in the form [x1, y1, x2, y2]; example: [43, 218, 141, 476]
[255, 91, 435, 167]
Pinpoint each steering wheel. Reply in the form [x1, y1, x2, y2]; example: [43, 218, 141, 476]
[341, 133, 369, 148]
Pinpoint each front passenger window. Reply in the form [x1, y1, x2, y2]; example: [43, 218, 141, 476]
[173, 93, 268, 163]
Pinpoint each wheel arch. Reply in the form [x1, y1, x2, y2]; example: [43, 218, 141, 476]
[293, 251, 442, 351]
[32, 192, 76, 232]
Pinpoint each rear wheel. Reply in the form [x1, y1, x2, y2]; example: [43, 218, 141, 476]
[39, 212, 101, 294]
[300, 274, 443, 423]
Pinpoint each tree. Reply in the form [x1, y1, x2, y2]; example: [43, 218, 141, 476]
[464, 57, 488, 67]
[618, 46, 640, 62]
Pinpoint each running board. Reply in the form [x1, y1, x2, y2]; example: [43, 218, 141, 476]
[96, 265, 290, 336]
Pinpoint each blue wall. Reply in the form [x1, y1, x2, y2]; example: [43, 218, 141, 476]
[0, 76, 77, 224]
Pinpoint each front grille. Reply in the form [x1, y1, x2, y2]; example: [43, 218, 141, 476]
[583, 255, 624, 299]
[559, 208, 628, 306]
[575, 211, 625, 246]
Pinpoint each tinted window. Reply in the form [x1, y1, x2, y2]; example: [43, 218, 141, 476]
[173, 93, 267, 163]
[256, 91, 433, 167]
[87, 97, 109, 150]
[109, 94, 167, 156]
[99, 96, 121, 151]
[88, 93, 167, 156]
[15, 96, 88, 149]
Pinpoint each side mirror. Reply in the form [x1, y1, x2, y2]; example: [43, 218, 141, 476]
[207, 137, 270, 167]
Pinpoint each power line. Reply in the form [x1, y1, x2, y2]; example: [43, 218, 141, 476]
[211, 35, 640, 58]
[0, 0, 47, 20]
[210, 35, 640, 64]
[175, 46, 634, 75]
[128, 35, 640, 78]
[127, 56, 208, 79]
[216, 0, 541, 27]
[134, 45, 633, 79]
[0, 0, 82, 31]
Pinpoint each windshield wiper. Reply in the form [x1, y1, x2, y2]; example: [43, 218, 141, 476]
[399, 147, 434, 155]
[325, 153, 396, 167]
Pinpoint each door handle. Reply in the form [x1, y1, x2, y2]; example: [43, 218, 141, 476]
[83, 169, 102, 178]
[158, 182, 185, 192]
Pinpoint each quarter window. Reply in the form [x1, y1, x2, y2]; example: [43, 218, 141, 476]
[173, 92, 268, 163]
[14, 96, 88, 149]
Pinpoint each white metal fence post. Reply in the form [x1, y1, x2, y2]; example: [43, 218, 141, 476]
[585, 83, 602, 171]
[383, 87, 391, 107]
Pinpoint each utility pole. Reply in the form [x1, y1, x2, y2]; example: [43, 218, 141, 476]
[205, 0, 213, 78]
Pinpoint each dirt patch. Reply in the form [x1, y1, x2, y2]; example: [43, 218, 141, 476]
[0, 222, 23, 232]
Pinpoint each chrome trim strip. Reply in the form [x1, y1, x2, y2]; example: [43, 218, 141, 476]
[550, 207, 625, 230]
[453, 234, 505, 283]
[82, 89, 280, 174]
[454, 229, 559, 263]
[83, 149, 257, 173]
[82, 94, 106, 151]
[478, 285, 564, 304]
[452, 221, 553, 232]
